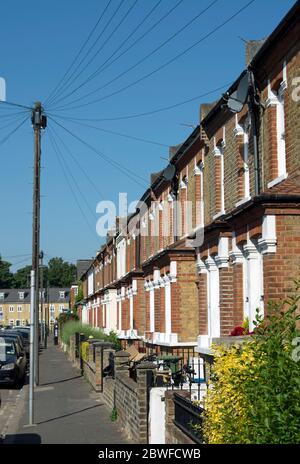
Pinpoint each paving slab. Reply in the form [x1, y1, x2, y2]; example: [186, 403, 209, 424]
[4, 341, 128, 444]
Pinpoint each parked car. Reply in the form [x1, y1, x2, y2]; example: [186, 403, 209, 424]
[3, 331, 28, 359]
[0, 336, 26, 386]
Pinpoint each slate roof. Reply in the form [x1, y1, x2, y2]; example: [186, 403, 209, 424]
[0, 288, 70, 304]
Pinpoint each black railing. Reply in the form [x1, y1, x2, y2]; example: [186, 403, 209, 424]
[173, 392, 204, 444]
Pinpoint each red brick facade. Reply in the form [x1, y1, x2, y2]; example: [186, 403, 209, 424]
[78, 4, 300, 355]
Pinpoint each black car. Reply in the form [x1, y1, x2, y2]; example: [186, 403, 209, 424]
[0, 336, 27, 386]
[2, 332, 29, 359]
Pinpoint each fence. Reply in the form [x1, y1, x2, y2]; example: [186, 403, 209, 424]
[173, 392, 204, 444]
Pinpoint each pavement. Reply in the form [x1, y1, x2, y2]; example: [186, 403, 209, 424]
[2, 341, 128, 444]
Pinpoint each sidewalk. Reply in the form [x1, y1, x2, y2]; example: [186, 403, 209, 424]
[4, 341, 128, 444]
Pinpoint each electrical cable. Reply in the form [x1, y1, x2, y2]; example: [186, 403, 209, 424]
[48, 116, 149, 189]
[50, 124, 106, 200]
[47, 115, 170, 148]
[47, 128, 99, 241]
[47, 82, 230, 123]
[52, 0, 255, 112]
[46, 0, 126, 106]
[52, 0, 218, 108]
[0, 117, 28, 149]
[45, 0, 113, 105]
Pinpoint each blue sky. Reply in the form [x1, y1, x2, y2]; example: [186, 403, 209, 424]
[0, 0, 296, 271]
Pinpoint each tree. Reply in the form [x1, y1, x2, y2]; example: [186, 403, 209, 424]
[0, 255, 14, 288]
[12, 265, 32, 288]
[47, 258, 76, 287]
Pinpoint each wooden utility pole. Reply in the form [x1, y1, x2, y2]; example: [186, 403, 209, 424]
[29, 102, 46, 425]
[40, 251, 44, 346]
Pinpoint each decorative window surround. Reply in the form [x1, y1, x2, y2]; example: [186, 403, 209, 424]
[233, 114, 244, 137]
[267, 76, 287, 187]
[242, 238, 264, 331]
[121, 287, 126, 300]
[193, 162, 203, 176]
[235, 196, 251, 208]
[179, 178, 188, 189]
[132, 279, 138, 295]
[169, 261, 177, 283]
[213, 210, 226, 220]
[267, 172, 288, 189]
[196, 258, 207, 274]
[167, 192, 175, 202]
[266, 81, 279, 107]
[212, 144, 221, 157]
[258, 215, 277, 254]
[215, 237, 229, 268]
[153, 269, 161, 289]
[149, 284, 155, 333]
[229, 233, 244, 264]
[205, 255, 221, 341]
[280, 60, 288, 92]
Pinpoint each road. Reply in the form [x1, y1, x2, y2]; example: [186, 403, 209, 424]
[0, 373, 27, 442]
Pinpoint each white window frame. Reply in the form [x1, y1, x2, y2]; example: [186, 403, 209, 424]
[17, 305, 22, 313]
[19, 292, 24, 300]
[267, 69, 288, 188]
[59, 291, 65, 299]
[9, 306, 14, 313]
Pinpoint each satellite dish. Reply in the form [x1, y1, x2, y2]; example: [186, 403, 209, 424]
[227, 72, 249, 113]
[162, 164, 176, 182]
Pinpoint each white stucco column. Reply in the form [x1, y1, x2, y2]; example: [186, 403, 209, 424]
[164, 279, 172, 335]
[243, 240, 264, 331]
[205, 255, 220, 341]
[149, 282, 155, 333]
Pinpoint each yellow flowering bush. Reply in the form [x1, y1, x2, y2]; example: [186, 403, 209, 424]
[80, 341, 90, 363]
[203, 341, 261, 444]
[203, 278, 300, 444]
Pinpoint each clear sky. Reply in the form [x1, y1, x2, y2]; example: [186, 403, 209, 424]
[0, 0, 296, 271]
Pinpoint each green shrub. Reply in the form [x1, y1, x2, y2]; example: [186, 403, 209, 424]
[61, 320, 122, 350]
[204, 278, 300, 444]
[61, 321, 105, 345]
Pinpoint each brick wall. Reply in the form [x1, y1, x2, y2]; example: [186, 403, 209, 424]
[165, 390, 196, 445]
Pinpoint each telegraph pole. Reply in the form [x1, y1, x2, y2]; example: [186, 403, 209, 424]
[40, 251, 44, 346]
[28, 102, 47, 425]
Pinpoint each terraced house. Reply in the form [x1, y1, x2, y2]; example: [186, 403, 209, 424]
[0, 288, 70, 327]
[77, 3, 300, 357]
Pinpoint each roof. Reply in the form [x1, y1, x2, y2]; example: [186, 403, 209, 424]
[201, 1, 300, 129]
[0, 288, 70, 304]
[76, 259, 93, 280]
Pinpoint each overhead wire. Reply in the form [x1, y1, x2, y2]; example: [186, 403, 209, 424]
[0, 117, 28, 149]
[47, 82, 231, 123]
[47, 128, 99, 241]
[52, 0, 256, 113]
[49, 124, 106, 201]
[46, 114, 170, 147]
[48, 116, 150, 189]
[45, 0, 113, 106]
[51, 0, 218, 108]
[46, 0, 127, 106]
